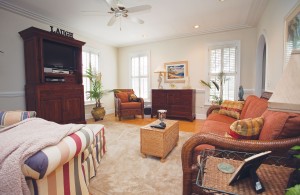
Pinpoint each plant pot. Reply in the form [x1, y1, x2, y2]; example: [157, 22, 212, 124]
[91, 107, 106, 121]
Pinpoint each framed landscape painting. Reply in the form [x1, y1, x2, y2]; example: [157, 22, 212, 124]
[164, 61, 188, 83]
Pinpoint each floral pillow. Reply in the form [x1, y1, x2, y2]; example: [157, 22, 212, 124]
[226, 117, 264, 140]
[219, 100, 244, 119]
[129, 94, 139, 102]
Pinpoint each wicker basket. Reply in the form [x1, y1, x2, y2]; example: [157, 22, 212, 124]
[140, 119, 179, 162]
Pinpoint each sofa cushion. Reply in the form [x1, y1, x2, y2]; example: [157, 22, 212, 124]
[207, 113, 236, 124]
[227, 117, 264, 139]
[259, 110, 300, 140]
[240, 95, 268, 119]
[219, 100, 244, 119]
[199, 120, 231, 136]
[116, 92, 129, 103]
[0, 111, 36, 127]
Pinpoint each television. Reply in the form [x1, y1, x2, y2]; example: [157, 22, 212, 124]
[43, 40, 76, 70]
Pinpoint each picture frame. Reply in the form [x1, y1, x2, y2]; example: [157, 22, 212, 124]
[284, 3, 300, 65]
[164, 61, 188, 83]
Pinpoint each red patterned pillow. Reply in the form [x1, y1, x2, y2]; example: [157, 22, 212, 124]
[219, 100, 244, 119]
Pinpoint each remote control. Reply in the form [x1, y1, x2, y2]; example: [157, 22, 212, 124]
[150, 125, 165, 129]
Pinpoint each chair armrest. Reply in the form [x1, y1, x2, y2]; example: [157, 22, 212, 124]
[181, 133, 300, 195]
[138, 97, 144, 107]
[206, 105, 221, 117]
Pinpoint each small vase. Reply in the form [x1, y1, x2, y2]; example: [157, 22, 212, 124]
[91, 107, 106, 121]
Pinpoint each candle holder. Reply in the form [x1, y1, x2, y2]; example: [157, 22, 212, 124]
[157, 109, 167, 128]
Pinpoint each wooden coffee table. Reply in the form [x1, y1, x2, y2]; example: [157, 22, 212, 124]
[140, 119, 179, 162]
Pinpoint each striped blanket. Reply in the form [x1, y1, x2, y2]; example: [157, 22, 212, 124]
[0, 118, 85, 195]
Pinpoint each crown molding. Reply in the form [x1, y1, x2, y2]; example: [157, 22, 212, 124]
[0, 1, 72, 30]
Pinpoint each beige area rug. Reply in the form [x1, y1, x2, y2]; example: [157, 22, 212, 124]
[88, 120, 193, 195]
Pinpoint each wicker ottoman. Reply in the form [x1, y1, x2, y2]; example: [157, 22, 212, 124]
[140, 119, 179, 162]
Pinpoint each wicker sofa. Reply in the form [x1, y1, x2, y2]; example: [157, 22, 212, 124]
[181, 93, 300, 195]
[0, 111, 106, 195]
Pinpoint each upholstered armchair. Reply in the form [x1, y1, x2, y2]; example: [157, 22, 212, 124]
[114, 89, 144, 121]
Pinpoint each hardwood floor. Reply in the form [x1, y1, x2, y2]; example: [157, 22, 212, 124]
[86, 114, 204, 133]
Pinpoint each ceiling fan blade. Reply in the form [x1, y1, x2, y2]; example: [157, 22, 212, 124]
[107, 15, 117, 26]
[126, 5, 151, 13]
[105, 0, 118, 9]
[127, 16, 144, 24]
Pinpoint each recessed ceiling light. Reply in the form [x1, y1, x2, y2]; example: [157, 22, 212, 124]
[219, 0, 225, 2]
[194, 25, 200, 29]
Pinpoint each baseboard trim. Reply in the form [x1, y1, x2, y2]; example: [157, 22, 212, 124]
[0, 91, 25, 97]
[196, 113, 206, 120]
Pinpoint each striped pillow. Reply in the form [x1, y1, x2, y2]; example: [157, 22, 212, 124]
[0, 111, 36, 127]
[219, 100, 244, 119]
[227, 117, 264, 140]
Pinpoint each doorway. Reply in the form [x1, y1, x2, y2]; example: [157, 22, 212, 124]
[256, 34, 267, 96]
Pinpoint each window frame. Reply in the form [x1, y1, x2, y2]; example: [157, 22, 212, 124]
[129, 51, 151, 102]
[82, 47, 100, 105]
[205, 41, 241, 105]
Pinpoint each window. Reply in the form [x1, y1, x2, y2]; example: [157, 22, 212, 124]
[82, 50, 99, 103]
[130, 52, 150, 101]
[207, 42, 240, 103]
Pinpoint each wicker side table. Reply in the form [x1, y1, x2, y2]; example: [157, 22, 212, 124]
[140, 119, 179, 162]
[196, 149, 295, 195]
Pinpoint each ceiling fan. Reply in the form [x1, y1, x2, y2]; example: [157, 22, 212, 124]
[104, 0, 151, 27]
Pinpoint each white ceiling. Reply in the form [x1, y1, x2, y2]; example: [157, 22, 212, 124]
[0, 0, 269, 47]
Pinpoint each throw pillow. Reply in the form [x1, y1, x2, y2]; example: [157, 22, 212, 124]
[129, 93, 139, 102]
[219, 100, 244, 119]
[116, 92, 129, 103]
[259, 110, 300, 140]
[227, 117, 264, 140]
[0, 111, 36, 127]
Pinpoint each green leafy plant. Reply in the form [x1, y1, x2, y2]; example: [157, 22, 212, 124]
[200, 72, 229, 105]
[86, 68, 111, 108]
[286, 145, 300, 195]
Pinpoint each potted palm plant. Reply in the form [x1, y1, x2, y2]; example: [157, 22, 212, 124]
[200, 72, 228, 105]
[86, 68, 110, 121]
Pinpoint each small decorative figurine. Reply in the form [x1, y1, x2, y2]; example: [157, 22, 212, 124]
[238, 85, 244, 101]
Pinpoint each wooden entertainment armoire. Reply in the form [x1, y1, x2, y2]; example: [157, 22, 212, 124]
[19, 27, 86, 124]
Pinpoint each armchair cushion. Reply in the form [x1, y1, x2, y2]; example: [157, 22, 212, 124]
[0, 111, 36, 127]
[219, 100, 244, 119]
[227, 117, 264, 140]
[120, 102, 142, 109]
[116, 92, 129, 103]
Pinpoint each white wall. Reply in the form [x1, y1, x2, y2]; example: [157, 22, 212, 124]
[257, 0, 299, 91]
[0, 8, 118, 117]
[118, 28, 257, 118]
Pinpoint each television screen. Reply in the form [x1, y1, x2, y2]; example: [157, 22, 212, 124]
[43, 40, 76, 70]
